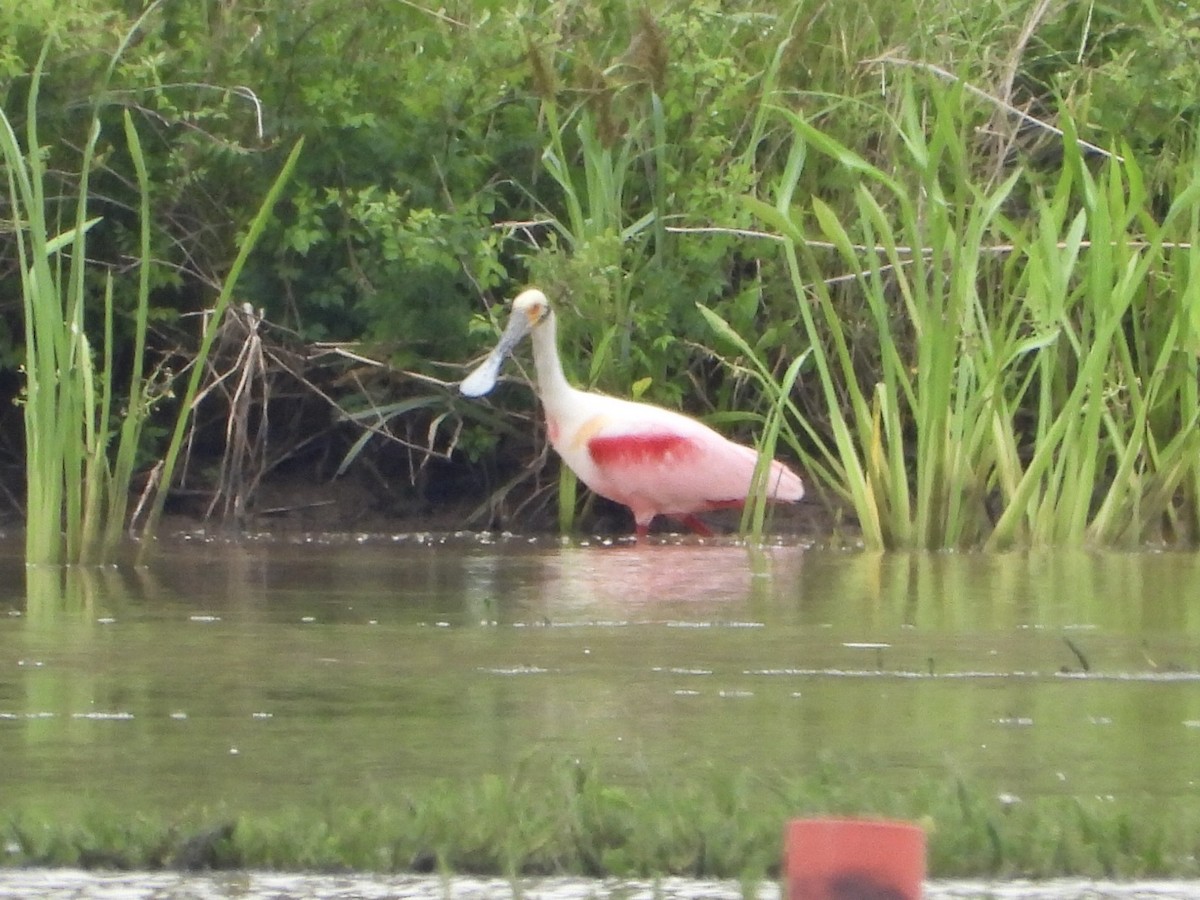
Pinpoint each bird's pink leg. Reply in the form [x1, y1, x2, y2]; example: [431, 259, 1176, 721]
[679, 514, 714, 537]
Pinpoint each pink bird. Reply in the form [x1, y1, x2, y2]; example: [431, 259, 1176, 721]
[460, 289, 804, 537]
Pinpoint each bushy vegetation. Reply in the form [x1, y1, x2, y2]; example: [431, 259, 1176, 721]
[4, 0, 1200, 547]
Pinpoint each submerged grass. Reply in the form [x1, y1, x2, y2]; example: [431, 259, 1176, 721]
[5, 760, 1200, 879]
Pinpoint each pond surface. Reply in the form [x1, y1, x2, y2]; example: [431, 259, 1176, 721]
[2, 533, 1200, 817]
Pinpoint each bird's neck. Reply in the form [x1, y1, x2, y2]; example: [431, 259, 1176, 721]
[531, 311, 575, 415]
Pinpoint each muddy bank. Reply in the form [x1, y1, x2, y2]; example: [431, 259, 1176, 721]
[0, 457, 839, 541]
[184, 465, 839, 539]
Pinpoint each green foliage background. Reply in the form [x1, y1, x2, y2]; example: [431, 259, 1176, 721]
[3, 0, 1200, 541]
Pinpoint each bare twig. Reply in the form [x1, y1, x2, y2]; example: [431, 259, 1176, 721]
[664, 224, 1191, 257]
[106, 83, 265, 141]
[128, 460, 163, 535]
[266, 346, 455, 459]
[392, 0, 468, 27]
[866, 55, 1123, 163]
[0, 476, 23, 516]
[665, 225, 789, 243]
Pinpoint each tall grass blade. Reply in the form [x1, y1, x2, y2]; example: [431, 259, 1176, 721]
[101, 112, 156, 557]
[137, 139, 305, 554]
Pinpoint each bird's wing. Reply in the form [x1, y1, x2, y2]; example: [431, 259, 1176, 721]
[582, 408, 775, 513]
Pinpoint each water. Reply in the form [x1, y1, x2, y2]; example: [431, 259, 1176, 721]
[4, 534, 1200, 815]
[4, 533, 1200, 899]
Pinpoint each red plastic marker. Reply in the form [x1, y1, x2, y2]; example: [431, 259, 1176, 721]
[783, 818, 926, 900]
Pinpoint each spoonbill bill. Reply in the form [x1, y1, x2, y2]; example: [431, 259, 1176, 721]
[460, 289, 804, 537]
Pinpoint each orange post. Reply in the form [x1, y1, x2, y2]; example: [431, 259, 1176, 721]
[783, 817, 926, 900]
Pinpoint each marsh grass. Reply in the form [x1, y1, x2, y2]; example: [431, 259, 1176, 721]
[1, 30, 302, 563]
[5, 760, 1199, 879]
[744, 76, 1200, 550]
[507, 73, 668, 531]
[698, 304, 809, 542]
[1, 38, 151, 565]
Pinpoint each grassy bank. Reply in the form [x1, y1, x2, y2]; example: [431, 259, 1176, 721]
[5, 760, 1199, 879]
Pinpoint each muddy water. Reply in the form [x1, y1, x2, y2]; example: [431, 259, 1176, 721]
[2, 534, 1200, 818]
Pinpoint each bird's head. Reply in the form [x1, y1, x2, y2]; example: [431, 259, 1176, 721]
[460, 289, 553, 397]
[511, 288, 553, 329]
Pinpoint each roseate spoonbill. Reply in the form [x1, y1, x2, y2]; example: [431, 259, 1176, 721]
[460, 289, 804, 537]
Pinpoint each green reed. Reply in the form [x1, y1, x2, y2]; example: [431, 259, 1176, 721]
[1, 42, 147, 566]
[745, 76, 1200, 550]
[2, 34, 301, 564]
